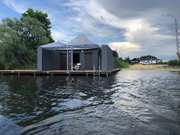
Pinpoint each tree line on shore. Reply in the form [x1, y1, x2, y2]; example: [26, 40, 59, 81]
[113, 50, 180, 68]
[0, 8, 53, 69]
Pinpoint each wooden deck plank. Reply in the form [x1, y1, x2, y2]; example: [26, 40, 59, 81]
[0, 68, 120, 77]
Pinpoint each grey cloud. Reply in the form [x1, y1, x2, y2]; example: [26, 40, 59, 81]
[98, 0, 180, 19]
[2, 0, 179, 59]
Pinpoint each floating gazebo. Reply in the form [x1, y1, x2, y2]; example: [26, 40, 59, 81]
[37, 35, 113, 71]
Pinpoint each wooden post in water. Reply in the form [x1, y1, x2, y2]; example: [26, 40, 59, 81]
[18, 72, 20, 77]
[106, 72, 109, 78]
[33, 72, 36, 77]
[93, 65, 95, 76]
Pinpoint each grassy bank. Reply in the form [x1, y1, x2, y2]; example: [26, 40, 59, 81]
[167, 60, 180, 66]
[113, 57, 129, 68]
[128, 64, 180, 71]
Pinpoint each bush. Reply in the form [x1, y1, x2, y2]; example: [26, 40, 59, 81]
[0, 62, 5, 70]
[168, 60, 180, 66]
[113, 57, 129, 68]
[158, 61, 168, 64]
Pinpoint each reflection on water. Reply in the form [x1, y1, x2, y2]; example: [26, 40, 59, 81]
[0, 70, 180, 135]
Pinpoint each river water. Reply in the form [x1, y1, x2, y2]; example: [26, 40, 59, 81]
[0, 70, 180, 135]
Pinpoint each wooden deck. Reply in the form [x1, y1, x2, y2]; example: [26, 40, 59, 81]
[0, 68, 120, 77]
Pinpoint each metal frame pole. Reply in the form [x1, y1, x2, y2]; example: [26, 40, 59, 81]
[71, 45, 73, 71]
[66, 48, 69, 73]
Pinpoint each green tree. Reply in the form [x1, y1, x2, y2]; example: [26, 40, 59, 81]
[0, 12, 53, 69]
[112, 52, 129, 68]
[20, 17, 51, 49]
[0, 18, 33, 69]
[0, 9, 54, 69]
[22, 8, 54, 42]
[112, 50, 119, 58]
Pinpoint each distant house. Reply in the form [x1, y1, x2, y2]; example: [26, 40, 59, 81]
[37, 35, 113, 71]
[130, 55, 162, 65]
[139, 55, 161, 65]
[130, 58, 140, 64]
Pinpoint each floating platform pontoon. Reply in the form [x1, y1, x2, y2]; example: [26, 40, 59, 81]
[0, 68, 120, 77]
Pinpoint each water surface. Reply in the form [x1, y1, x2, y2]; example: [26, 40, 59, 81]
[0, 70, 180, 135]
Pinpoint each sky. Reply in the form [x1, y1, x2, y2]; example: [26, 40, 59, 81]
[0, 0, 180, 60]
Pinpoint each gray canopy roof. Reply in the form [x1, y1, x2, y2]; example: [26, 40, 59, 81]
[39, 35, 99, 50]
[39, 42, 99, 50]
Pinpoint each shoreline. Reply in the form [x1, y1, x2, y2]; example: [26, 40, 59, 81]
[126, 64, 180, 72]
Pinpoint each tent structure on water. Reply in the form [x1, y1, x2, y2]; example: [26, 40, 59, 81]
[37, 35, 113, 71]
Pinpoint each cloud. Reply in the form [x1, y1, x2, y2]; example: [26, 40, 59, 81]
[67, 0, 179, 59]
[2, 0, 26, 13]
[109, 42, 141, 58]
[1, 0, 180, 59]
[51, 31, 67, 42]
[109, 41, 140, 52]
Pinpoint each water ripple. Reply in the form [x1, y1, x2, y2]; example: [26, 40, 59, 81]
[0, 70, 180, 134]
